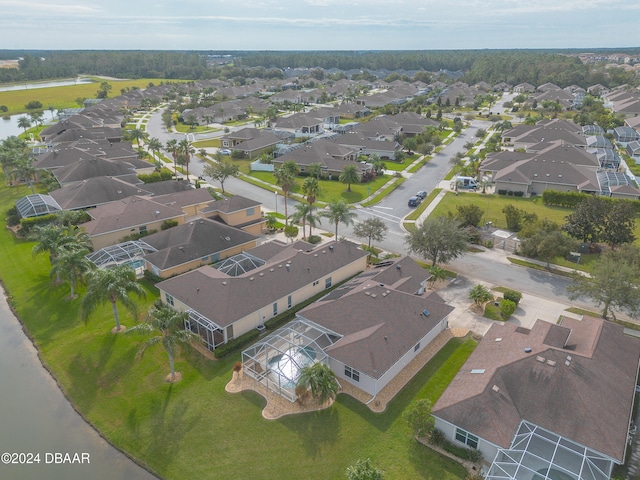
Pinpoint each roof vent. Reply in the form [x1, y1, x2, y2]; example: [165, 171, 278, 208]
[547, 360, 556, 367]
[249, 277, 254, 281]
[536, 356, 545, 363]
[329, 245, 334, 251]
[225, 236, 231, 241]
[259, 272, 264, 277]
[222, 281, 227, 285]
[285, 263, 291, 271]
[492, 385, 500, 393]
[471, 369, 485, 374]
[396, 264, 401, 269]
[422, 309, 430, 316]
[495, 337, 502, 342]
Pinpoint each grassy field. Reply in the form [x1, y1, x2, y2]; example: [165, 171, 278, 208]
[0, 177, 475, 480]
[0, 78, 179, 116]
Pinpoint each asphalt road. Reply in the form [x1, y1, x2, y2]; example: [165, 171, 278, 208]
[141, 95, 605, 315]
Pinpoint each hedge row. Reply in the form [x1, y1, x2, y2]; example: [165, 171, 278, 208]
[541, 190, 590, 208]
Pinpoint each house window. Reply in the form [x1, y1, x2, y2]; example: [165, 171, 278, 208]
[455, 428, 479, 449]
[246, 207, 255, 216]
[414, 342, 421, 352]
[273, 302, 278, 316]
[287, 295, 292, 309]
[325, 277, 332, 289]
[345, 365, 360, 382]
[313, 280, 319, 287]
[165, 294, 174, 306]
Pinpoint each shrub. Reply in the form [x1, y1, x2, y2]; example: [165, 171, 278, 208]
[19, 213, 57, 233]
[497, 189, 507, 195]
[161, 219, 179, 230]
[503, 289, 522, 305]
[484, 240, 494, 249]
[514, 191, 524, 197]
[25, 100, 43, 109]
[233, 361, 243, 373]
[429, 428, 446, 447]
[307, 234, 322, 244]
[500, 299, 517, 319]
[214, 328, 261, 359]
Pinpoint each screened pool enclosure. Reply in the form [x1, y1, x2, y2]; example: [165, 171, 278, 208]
[242, 319, 341, 402]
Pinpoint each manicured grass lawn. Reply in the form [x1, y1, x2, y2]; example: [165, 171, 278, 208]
[250, 171, 391, 204]
[0, 178, 474, 480]
[0, 79, 178, 115]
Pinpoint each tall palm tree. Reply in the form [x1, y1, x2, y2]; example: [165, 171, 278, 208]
[147, 137, 163, 164]
[31, 224, 91, 273]
[302, 176, 320, 207]
[290, 203, 316, 239]
[17, 116, 31, 135]
[297, 362, 339, 405]
[125, 302, 200, 382]
[322, 200, 357, 238]
[165, 139, 179, 178]
[80, 265, 146, 333]
[339, 164, 360, 192]
[9, 155, 36, 192]
[274, 161, 299, 226]
[179, 138, 194, 182]
[50, 247, 94, 299]
[129, 127, 148, 147]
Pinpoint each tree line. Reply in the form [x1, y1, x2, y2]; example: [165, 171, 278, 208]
[0, 49, 637, 89]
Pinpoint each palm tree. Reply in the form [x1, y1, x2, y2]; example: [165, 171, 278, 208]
[307, 162, 323, 180]
[179, 138, 194, 182]
[427, 265, 447, 289]
[129, 127, 148, 147]
[321, 200, 356, 238]
[302, 177, 320, 207]
[31, 225, 91, 278]
[469, 284, 493, 308]
[125, 302, 200, 382]
[50, 247, 94, 299]
[274, 161, 299, 226]
[339, 164, 360, 192]
[290, 203, 319, 239]
[147, 137, 163, 163]
[80, 265, 146, 333]
[296, 362, 339, 405]
[165, 139, 179, 178]
[17, 116, 31, 135]
[10, 155, 36, 192]
[28, 111, 44, 129]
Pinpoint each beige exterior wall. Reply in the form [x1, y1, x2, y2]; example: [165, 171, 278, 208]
[219, 206, 262, 227]
[182, 201, 213, 218]
[495, 181, 529, 195]
[89, 216, 185, 250]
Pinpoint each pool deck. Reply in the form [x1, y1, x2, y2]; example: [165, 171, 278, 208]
[225, 327, 469, 419]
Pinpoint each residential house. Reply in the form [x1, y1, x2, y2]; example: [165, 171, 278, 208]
[199, 195, 265, 236]
[502, 119, 586, 150]
[433, 316, 640, 480]
[219, 128, 281, 158]
[142, 217, 259, 278]
[241, 256, 454, 402]
[157, 239, 368, 352]
[271, 113, 324, 138]
[271, 139, 360, 179]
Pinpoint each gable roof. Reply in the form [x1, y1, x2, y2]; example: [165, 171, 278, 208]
[298, 258, 452, 379]
[157, 240, 368, 328]
[142, 218, 258, 270]
[433, 317, 640, 462]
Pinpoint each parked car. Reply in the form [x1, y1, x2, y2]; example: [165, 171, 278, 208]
[219, 149, 232, 155]
[408, 196, 422, 207]
[416, 190, 427, 199]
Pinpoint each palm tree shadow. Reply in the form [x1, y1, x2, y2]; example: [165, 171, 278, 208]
[145, 390, 199, 471]
[278, 407, 340, 458]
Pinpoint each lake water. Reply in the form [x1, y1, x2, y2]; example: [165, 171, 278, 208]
[0, 78, 93, 92]
[0, 290, 158, 480]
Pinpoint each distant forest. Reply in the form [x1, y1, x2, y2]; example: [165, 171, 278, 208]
[0, 49, 638, 89]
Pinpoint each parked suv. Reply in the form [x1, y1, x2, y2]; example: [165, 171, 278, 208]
[408, 196, 421, 207]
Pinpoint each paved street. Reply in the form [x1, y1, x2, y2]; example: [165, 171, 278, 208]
[138, 95, 612, 320]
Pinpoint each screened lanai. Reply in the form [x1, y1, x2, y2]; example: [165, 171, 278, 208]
[242, 318, 341, 402]
[86, 240, 157, 274]
[214, 252, 265, 277]
[15, 194, 62, 218]
[486, 421, 613, 480]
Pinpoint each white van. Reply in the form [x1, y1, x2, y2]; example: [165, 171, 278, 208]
[455, 176, 477, 189]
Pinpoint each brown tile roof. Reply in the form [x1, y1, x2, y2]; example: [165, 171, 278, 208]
[433, 317, 640, 462]
[157, 240, 368, 328]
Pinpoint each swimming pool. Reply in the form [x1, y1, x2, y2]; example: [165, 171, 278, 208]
[267, 346, 317, 388]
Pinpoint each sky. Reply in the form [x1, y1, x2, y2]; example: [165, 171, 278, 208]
[1, 0, 639, 51]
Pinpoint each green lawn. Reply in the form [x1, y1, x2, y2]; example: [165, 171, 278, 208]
[250, 171, 391, 204]
[0, 178, 474, 480]
[0, 78, 180, 116]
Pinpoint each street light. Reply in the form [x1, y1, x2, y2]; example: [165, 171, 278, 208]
[274, 191, 278, 215]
